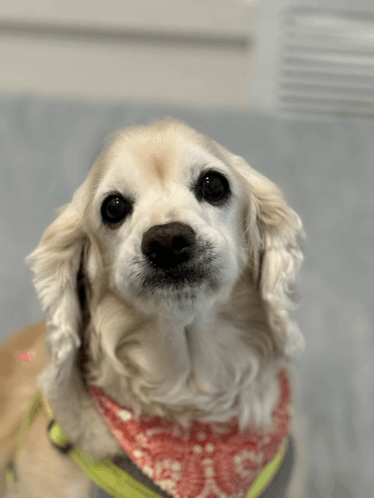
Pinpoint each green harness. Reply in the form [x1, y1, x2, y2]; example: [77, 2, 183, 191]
[6, 391, 288, 498]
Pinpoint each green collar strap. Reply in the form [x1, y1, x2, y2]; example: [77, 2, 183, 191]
[6, 391, 289, 498]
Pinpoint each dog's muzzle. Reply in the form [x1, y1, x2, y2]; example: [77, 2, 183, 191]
[141, 222, 196, 270]
[139, 222, 218, 293]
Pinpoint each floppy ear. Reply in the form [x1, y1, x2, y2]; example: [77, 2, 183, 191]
[26, 185, 90, 405]
[232, 155, 305, 356]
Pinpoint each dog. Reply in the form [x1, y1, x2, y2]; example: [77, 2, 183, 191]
[1, 118, 306, 498]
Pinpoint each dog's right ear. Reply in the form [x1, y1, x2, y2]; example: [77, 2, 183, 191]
[26, 185, 89, 401]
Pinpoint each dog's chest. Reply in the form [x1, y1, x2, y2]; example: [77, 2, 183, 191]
[86, 369, 291, 498]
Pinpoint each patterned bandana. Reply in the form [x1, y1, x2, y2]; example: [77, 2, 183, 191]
[88, 369, 291, 498]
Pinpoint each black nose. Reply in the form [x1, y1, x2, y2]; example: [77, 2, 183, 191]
[141, 222, 196, 269]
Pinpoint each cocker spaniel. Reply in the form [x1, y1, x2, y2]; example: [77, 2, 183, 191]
[2, 118, 306, 498]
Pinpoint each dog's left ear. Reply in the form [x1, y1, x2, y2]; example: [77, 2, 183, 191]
[231, 154, 305, 356]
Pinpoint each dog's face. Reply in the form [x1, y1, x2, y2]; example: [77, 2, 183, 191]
[27, 119, 305, 427]
[87, 123, 246, 318]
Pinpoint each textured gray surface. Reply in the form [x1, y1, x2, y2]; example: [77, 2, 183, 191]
[1, 94, 373, 498]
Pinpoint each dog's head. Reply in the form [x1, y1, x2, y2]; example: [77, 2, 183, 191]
[27, 119, 304, 424]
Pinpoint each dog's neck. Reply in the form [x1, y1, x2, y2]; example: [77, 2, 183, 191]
[82, 280, 282, 431]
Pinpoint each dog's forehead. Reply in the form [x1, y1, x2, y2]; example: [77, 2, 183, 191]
[97, 123, 223, 194]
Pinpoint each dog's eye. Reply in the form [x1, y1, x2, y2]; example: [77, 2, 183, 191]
[101, 195, 131, 226]
[195, 170, 230, 205]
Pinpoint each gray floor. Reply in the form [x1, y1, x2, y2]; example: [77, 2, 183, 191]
[0, 94, 373, 498]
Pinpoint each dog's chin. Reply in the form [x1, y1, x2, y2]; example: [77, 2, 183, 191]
[123, 263, 222, 318]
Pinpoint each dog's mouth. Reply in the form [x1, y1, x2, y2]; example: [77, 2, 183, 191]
[141, 256, 217, 292]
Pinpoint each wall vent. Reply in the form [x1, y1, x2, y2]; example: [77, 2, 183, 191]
[278, 8, 374, 120]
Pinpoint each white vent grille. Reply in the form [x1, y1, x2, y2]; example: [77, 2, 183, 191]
[278, 8, 374, 119]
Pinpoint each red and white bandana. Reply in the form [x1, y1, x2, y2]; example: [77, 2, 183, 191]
[88, 369, 291, 498]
